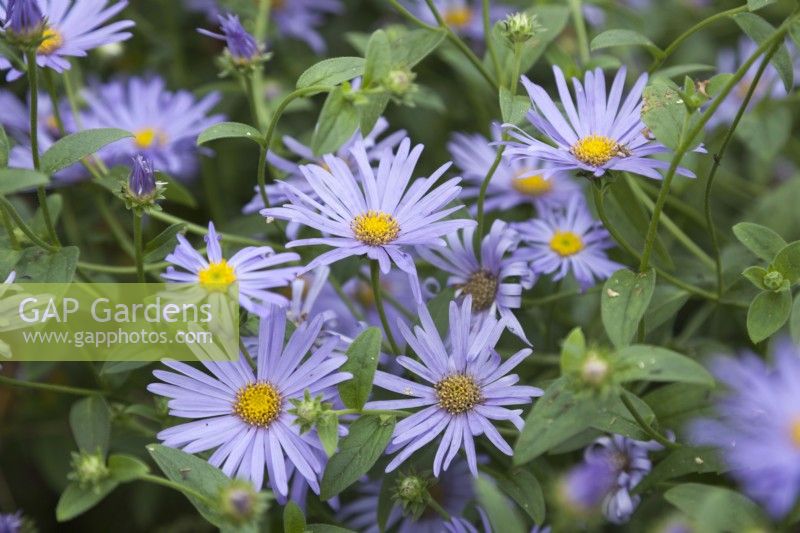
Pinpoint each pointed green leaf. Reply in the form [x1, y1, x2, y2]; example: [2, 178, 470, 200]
[363, 30, 392, 88]
[318, 413, 340, 457]
[41, 128, 131, 175]
[311, 87, 359, 156]
[733, 222, 787, 261]
[601, 269, 656, 349]
[747, 289, 792, 343]
[495, 469, 545, 523]
[297, 57, 365, 89]
[642, 82, 701, 150]
[771, 241, 800, 284]
[476, 476, 525, 533]
[590, 29, 663, 58]
[499, 86, 531, 125]
[636, 447, 725, 493]
[732, 13, 794, 92]
[0, 168, 50, 195]
[144, 223, 186, 262]
[13, 246, 79, 282]
[665, 483, 765, 532]
[559, 327, 586, 374]
[70, 395, 111, 456]
[338, 327, 382, 410]
[108, 454, 150, 482]
[747, 0, 776, 10]
[390, 28, 446, 68]
[197, 122, 264, 146]
[56, 480, 118, 522]
[616, 345, 715, 386]
[742, 266, 769, 290]
[283, 502, 306, 533]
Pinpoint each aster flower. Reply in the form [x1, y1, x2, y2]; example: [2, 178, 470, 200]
[444, 509, 492, 533]
[80, 76, 223, 180]
[261, 137, 474, 302]
[148, 308, 351, 498]
[0, 511, 23, 533]
[198, 13, 260, 63]
[417, 220, 533, 344]
[689, 339, 800, 518]
[504, 66, 697, 180]
[513, 197, 622, 290]
[448, 127, 580, 215]
[0, 0, 134, 82]
[562, 434, 663, 524]
[3, 0, 44, 36]
[162, 221, 301, 316]
[365, 297, 541, 476]
[408, 0, 508, 41]
[286, 265, 340, 329]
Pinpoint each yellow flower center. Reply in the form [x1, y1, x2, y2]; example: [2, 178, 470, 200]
[443, 7, 473, 27]
[435, 374, 482, 414]
[134, 128, 167, 149]
[352, 210, 400, 246]
[461, 270, 498, 312]
[571, 134, 620, 167]
[791, 418, 800, 448]
[198, 260, 237, 292]
[233, 382, 282, 427]
[37, 27, 64, 55]
[513, 173, 553, 196]
[549, 230, 584, 257]
[355, 281, 376, 309]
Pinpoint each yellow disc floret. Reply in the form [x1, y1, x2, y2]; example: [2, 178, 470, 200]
[435, 374, 482, 414]
[134, 128, 167, 149]
[513, 173, 553, 196]
[443, 7, 473, 28]
[234, 382, 282, 427]
[791, 417, 800, 448]
[549, 230, 584, 257]
[352, 210, 400, 246]
[461, 270, 498, 312]
[198, 259, 237, 292]
[571, 134, 620, 167]
[38, 27, 64, 55]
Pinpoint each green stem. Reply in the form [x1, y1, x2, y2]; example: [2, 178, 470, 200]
[620, 393, 679, 449]
[26, 49, 60, 247]
[482, 0, 501, 80]
[0, 204, 19, 249]
[569, 0, 591, 66]
[133, 212, 144, 283]
[704, 43, 779, 299]
[254, 0, 272, 43]
[77, 260, 168, 274]
[42, 69, 66, 136]
[256, 143, 269, 210]
[0, 195, 58, 252]
[0, 374, 104, 397]
[523, 285, 602, 306]
[139, 474, 217, 508]
[93, 191, 135, 257]
[333, 408, 411, 418]
[263, 86, 330, 154]
[148, 210, 279, 249]
[370, 260, 402, 356]
[426, 496, 452, 520]
[475, 146, 505, 255]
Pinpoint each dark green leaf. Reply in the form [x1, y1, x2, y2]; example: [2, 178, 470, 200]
[297, 57, 365, 89]
[197, 122, 264, 146]
[642, 82, 701, 150]
[665, 483, 765, 532]
[733, 222, 787, 261]
[41, 128, 131, 175]
[283, 502, 306, 533]
[144, 223, 186, 262]
[559, 327, 586, 375]
[771, 241, 800, 284]
[320, 415, 395, 499]
[390, 28, 446, 68]
[56, 480, 118, 522]
[636, 447, 725, 493]
[0, 168, 50, 195]
[363, 30, 392, 88]
[616, 345, 715, 386]
[476, 476, 525, 533]
[108, 454, 150, 482]
[338, 327, 382, 410]
[318, 413, 340, 457]
[601, 269, 656, 349]
[157, 171, 198, 208]
[747, 0, 776, 10]
[499, 86, 531, 125]
[0, 126, 9, 168]
[732, 13, 794, 92]
[69, 396, 111, 456]
[13, 246, 79, 282]
[590, 29, 663, 58]
[496, 469, 545, 523]
[791, 294, 800, 345]
[644, 285, 689, 334]
[357, 92, 391, 135]
[307, 525, 357, 533]
[747, 289, 792, 343]
[311, 88, 359, 156]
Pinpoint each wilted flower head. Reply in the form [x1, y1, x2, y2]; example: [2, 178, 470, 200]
[198, 13, 260, 63]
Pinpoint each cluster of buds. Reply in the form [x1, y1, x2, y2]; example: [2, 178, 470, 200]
[198, 14, 271, 77]
[288, 390, 333, 434]
[500, 12, 542, 47]
[121, 153, 166, 211]
[68, 450, 110, 491]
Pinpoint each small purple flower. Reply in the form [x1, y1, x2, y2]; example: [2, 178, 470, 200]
[80, 76, 224, 180]
[563, 434, 663, 524]
[261, 137, 474, 302]
[148, 308, 352, 498]
[417, 220, 534, 344]
[689, 339, 800, 518]
[0, 511, 23, 533]
[162, 221, 301, 316]
[4, 0, 44, 35]
[128, 153, 155, 198]
[448, 126, 581, 215]
[198, 13, 259, 62]
[365, 297, 541, 476]
[504, 66, 697, 180]
[513, 197, 622, 290]
[0, 0, 134, 82]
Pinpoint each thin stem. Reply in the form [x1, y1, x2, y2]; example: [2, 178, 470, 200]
[333, 408, 412, 418]
[370, 260, 402, 356]
[93, 191, 135, 257]
[256, 143, 269, 210]
[0, 204, 19, 249]
[475, 146, 505, 254]
[148, 210, 279, 249]
[569, 0, 591, 66]
[139, 474, 217, 508]
[42, 69, 66, 136]
[386, 0, 439, 30]
[77, 260, 168, 274]
[704, 43, 779, 298]
[482, 0, 500, 80]
[523, 285, 602, 306]
[620, 393, 679, 449]
[254, 0, 272, 43]
[133, 212, 144, 282]
[0, 195, 58, 252]
[26, 49, 59, 247]
[426, 496, 452, 521]
[0, 374, 104, 397]
[263, 86, 330, 154]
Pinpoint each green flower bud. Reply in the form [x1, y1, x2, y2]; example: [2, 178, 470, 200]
[393, 472, 431, 519]
[288, 390, 331, 434]
[68, 451, 110, 490]
[218, 479, 269, 526]
[763, 270, 785, 291]
[500, 13, 541, 46]
[581, 351, 610, 386]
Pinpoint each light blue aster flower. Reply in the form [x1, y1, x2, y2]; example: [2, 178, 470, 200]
[408, 0, 508, 42]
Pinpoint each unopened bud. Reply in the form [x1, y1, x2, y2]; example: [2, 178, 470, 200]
[68, 451, 109, 490]
[581, 351, 610, 386]
[764, 270, 785, 291]
[218, 479, 268, 525]
[501, 13, 541, 45]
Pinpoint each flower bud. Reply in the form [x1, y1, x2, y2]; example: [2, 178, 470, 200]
[68, 451, 110, 490]
[384, 68, 417, 99]
[4, 0, 46, 48]
[122, 153, 165, 210]
[763, 270, 785, 291]
[218, 479, 268, 526]
[581, 351, 610, 387]
[393, 472, 430, 519]
[501, 13, 541, 46]
[288, 390, 330, 434]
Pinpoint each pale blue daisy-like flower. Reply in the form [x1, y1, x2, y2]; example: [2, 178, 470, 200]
[504, 66, 697, 180]
[513, 197, 622, 290]
[365, 297, 541, 476]
[162, 221, 301, 316]
[417, 220, 534, 344]
[198, 13, 260, 62]
[448, 126, 581, 215]
[408, 0, 507, 41]
[261, 137, 474, 302]
[563, 434, 662, 524]
[286, 265, 341, 330]
[444, 508, 491, 533]
[0, 511, 23, 533]
[0, 0, 134, 82]
[689, 339, 800, 518]
[148, 309, 351, 498]
[80, 76, 223, 180]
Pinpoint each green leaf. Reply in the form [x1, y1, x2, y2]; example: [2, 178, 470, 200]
[427, 287, 456, 337]
[0, 168, 50, 195]
[146, 443, 230, 527]
[357, 92, 391, 135]
[320, 415, 395, 500]
[499, 86, 531, 125]
[476, 476, 525, 533]
[791, 294, 800, 345]
[311, 87, 359, 156]
[665, 483, 765, 533]
[742, 266, 769, 290]
[733, 222, 787, 261]
[496, 469, 545, 523]
[747, 0, 776, 10]
[601, 269, 656, 349]
[56, 480, 118, 522]
[590, 29, 663, 58]
[736, 103, 792, 162]
[390, 28, 446, 68]
[616, 345, 715, 386]
[0, 125, 9, 168]
[41, 128, 131, 175]
[706, 73, 734, 97]
[747, 289, 792, 343]
[155, 171, 198, 208]
[297, 57, 365, 89]
[307, 525, 357, 533]
[644, 285, 689, 334]
[70, 396, 112, 456]
[338, 327, 382, 410]
[32, 194, 62, 236]
[283, 502, 306, 533]
[636, 447, 724, 493]
[197, 121, 264, 146]
[108, 454, 150, 482]
[559, 327, 586, 375]
[363, 30, 392, 88]
[641, 82, 701, 150]
[771, 241, 800, 284]
[144, 223, 186, 262]
[13, 246, 79, 282]
[317, 413, 340, 457]
[732, 13, 794, 92]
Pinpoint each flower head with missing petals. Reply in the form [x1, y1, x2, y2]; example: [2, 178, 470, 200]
[148, 308, 351, 498]
[365, 297, 541, 476]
